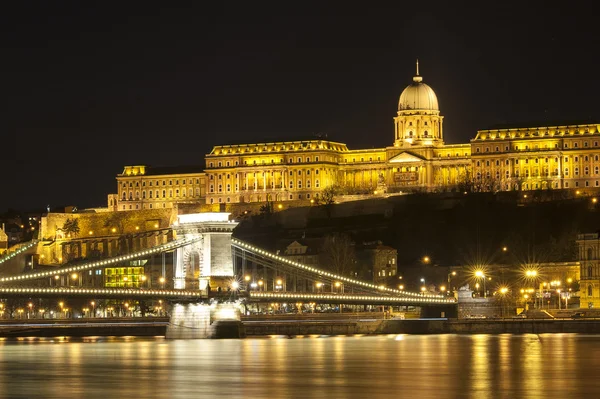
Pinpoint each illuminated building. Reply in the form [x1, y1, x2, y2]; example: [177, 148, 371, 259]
[110, 62, 600, 209]
[0, 224, 7, 255]
[577, 233, 600, 309]
[111, 165, 207, 211]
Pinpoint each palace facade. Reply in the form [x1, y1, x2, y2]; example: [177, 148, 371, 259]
[110, 63, 600, 210]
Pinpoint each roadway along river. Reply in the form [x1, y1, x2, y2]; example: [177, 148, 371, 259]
[0, 333, 596, 398]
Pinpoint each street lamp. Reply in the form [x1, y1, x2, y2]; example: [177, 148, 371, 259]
[159, 277, 166, 289]
[475, 270, 486, 298]
[90, 301, 96, 318]
[422, 256, 430, 264]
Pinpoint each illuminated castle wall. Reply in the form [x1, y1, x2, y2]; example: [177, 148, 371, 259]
[110, 63, 600, 209]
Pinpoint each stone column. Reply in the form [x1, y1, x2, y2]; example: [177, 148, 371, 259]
[174, 246, 185, 289]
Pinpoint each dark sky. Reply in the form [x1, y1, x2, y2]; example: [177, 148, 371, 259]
[2, 1, 599, 212]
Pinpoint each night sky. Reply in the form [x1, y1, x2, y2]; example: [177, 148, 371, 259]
[2, 2, 599, 212]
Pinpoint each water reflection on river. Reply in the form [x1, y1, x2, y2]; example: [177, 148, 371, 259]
[0, 333, 598, 398]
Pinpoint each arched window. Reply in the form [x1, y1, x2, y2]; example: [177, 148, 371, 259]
[588, 248, 593, 260]
[588, 266, 593, 277]
[589, 285, 593, 297]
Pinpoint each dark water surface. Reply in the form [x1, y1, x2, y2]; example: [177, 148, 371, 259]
[0, 333, 598, 398]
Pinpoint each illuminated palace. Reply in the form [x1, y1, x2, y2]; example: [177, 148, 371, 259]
[111, 63, 600, 209]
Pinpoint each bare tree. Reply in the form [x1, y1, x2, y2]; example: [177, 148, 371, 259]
[319, 233, 356, 276]
[315, 185, 338, 217]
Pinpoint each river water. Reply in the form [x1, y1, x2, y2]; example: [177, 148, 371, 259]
[0, 333, 598, 398]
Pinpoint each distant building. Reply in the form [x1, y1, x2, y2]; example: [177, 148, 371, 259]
[355, 241, 398, 284]
[109, 62, 600, 211]
[111, 165, 207, 211]
[277, 238, 323, 269]
[0, 224, 8, 254]
[577, 233, 600, 309]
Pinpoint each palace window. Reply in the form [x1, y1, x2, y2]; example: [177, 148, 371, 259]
[505, 171, 510, 178]
[564, 168, 569, 176]
[575, 143, 579, 148]
[495, 146, 499, 152]
[142, 191, 146, 199]
[589, 285, 593, 297]
[155, 190, 159, 198]
[289, 181, 294, 189]
[316, 156, 319, 162]
[298, 171, 302, 175]
[289, 171, 293, 176]
[585, 167, 590, 175]
[227, 184, 231, 192]
[476, 161, 480, 167]
[575, 156, 579, 162]
[307, 179, 311, 188]
[575, 168, 579, 176]
[476, 148, 480, 153]
[298, 157, 302, 163]
[585, 142, 589, 147]
[169, 189, 173, 197]
[129, 192, 133, 200]
[175, 189, 179, 197]
[496, 160, 500, 166]
[316, 179, 320, 188]
[298, 181, 302, 189]
[162, 190, 166, 198]
[486, 161, 490, 166]
[122, 193, 126, 200]
[596, 167, 599, 175]
[226, 161, 230, 166]
[149, 191, 153, 198]
[218, 184, 222, 193]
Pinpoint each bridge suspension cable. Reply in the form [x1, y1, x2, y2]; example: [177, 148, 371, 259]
[0, 236, 203, 284]
[231, 238, 447, 300]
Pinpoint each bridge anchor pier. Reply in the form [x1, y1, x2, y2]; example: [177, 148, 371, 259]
[165, 302, 245, 339]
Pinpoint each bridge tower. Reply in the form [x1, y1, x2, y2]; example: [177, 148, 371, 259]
[172, 213, 238, 294]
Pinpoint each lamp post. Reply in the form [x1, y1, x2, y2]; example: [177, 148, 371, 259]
[159, 277, 166, 289]
[524, 269, 538, 308]
[448, 271, 457, 292]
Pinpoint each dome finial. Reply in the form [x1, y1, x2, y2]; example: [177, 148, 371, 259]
[413, 59, 423, 83]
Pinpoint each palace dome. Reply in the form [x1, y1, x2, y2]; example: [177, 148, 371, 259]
[398, 74, 439, 111]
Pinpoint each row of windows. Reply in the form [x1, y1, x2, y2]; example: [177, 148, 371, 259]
[478, 167, 600, 178]
[475, 141, 600, 153]
[122, 178, 201, 189]
[209, 179, 321, 193]
[208, 169, 324, 180]
[476, 155, 600, 168]
[209, 156, 326, 168]
[122, 203, 168, 210]
[121, 188, 201, 200]
[208, 193, 314, 204]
